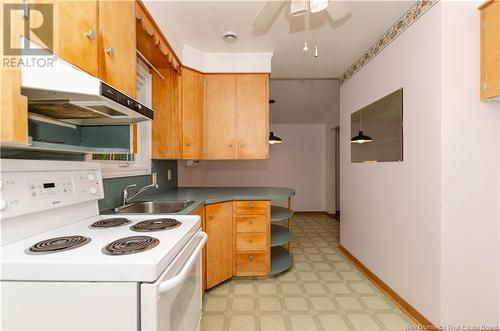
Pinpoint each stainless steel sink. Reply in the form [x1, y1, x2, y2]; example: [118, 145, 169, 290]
[114, 200, 194, 214]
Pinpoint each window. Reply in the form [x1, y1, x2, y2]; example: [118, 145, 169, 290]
[86, 60, 152, 179]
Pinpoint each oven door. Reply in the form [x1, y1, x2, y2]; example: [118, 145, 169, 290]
[141, 230, 207, 331]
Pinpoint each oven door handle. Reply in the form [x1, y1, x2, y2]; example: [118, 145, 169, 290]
[158, 232, 207, 293]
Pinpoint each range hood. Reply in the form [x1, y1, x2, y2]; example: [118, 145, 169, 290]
[21, 49, 153, 126]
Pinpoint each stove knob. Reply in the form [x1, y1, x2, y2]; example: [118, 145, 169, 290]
[87, 173, 95, 182]
[89, 187, 97, 195]
[0, 198, 6, 210]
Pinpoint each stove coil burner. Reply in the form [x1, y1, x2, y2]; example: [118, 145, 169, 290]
[103, 236, 159, 255]
[90, 218, 131, 228]
[28, 235, 91, 254]
[130, 219, 181, 232]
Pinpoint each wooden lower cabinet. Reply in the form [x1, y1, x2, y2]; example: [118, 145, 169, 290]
[200, 200, 271, 290]
[235, 252, 268, 276]
[233, 201, 270, 277]
[205, 202, 233, 289]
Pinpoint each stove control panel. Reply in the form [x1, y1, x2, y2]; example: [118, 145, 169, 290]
[28, 178, 74, 199]
[0, 160, 104, 220]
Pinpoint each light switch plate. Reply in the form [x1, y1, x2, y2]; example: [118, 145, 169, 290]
[167, 169, 172, 180]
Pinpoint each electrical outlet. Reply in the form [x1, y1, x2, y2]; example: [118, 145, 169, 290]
[167, 169, 172, 181]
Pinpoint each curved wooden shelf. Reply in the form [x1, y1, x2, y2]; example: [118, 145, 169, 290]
[271, 224, 293, 247]
[271, 206, 293, 223]
[271, 246, 294, 275]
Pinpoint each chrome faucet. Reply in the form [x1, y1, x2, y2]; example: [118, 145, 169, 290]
[122, 173, 158, 206]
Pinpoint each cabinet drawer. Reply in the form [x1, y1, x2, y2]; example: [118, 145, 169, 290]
[236, 233, 267, 250]
[236, 215, 267, 233]
[235, 201, 268, 215]
[235, 252, 268, 276]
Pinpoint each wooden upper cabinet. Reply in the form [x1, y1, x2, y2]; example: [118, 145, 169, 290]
[205, 75, 237, 160]
[55, 1, 98, 76]
[152, 67, 182, 159]
[98, 0, 136, 98]
[480, 0, 500, 100]
[236, 75, 269, 159]
[182, 68, 205, 160]
[204, 73, 269, 160]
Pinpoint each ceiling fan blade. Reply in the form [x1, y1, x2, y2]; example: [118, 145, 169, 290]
[252, 1, 286, 30]
[326, 2, 350, 21]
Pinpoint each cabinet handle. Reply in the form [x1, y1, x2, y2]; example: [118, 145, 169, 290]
[105, 47, 115, 56]
[249, 221, 253, 225]
[84, 30, 96, 40]
[209, 214, 214, 219]
[248, 255, 254, 262]
[228, 144, 233, 148]
[249, 240, 253, 243]
[249, 203, 254, 208]
[185, 143, 191, 147]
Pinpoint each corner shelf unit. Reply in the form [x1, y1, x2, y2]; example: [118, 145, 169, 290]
[270, 202, 294, 275]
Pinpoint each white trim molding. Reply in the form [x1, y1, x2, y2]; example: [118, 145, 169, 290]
[182, 45, 273, 73]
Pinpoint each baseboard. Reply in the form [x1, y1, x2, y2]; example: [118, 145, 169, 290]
[294, 211, 337, 218]
[337, 245, 436, 329]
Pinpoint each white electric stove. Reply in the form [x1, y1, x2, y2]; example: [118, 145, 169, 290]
[0, 159, 206, 331]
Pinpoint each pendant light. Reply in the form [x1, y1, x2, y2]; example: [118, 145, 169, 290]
[269, 132, 283, 144]
[269, 99, 283, 145]
[351, 110, 373, 144]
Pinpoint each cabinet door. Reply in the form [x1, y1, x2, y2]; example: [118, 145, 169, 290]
[182, 68, 204, 159]
[480, 0, 500, 100]
[99, 0, 136, 97]
[236, 75, 269, 159]
[205, 75, 236, 159]
[56, 1, 98, 76]
[205, 202, 233, 289]
[152, 67, 182, 159]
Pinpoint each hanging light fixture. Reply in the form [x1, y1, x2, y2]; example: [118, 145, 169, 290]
[269, 132, 283, 144]
[310, 0, 329, 13]
[351, 110, 373, 144]
[290, 0, 309, 16]
[269, 99, 283, 145]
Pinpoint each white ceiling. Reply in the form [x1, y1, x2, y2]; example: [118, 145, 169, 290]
[144, 1, 416, 78]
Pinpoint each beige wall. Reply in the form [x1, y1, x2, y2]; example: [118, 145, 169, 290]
[439, 1, 500, 324]
[340, 4, 443, 323]
[340, 2, 500, 325]
[178, 124, 327, 211]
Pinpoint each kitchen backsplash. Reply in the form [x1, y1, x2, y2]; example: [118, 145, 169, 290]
[99, 160, 178, 211]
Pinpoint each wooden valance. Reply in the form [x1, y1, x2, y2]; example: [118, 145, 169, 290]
[136, 1, 181, 72]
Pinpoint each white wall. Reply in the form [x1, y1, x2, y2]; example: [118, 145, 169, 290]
[178, 124, 326, 211]
[340, 2, 500, 326]
[340, 4, 443, 324]
[440, 1, 500, 325]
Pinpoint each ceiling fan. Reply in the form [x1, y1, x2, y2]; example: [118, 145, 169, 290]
[252, 0, 350, 57]
[252, 0, 350, 31]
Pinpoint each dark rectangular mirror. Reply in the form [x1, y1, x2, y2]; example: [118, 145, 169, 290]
[351, 89, 403, 163]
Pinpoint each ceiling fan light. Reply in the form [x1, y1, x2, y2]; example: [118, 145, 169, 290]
[310, 0, 329, 13]
[290, 0, 309, 16]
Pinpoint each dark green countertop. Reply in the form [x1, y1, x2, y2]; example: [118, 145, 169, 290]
[139, 187, 295, 215]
